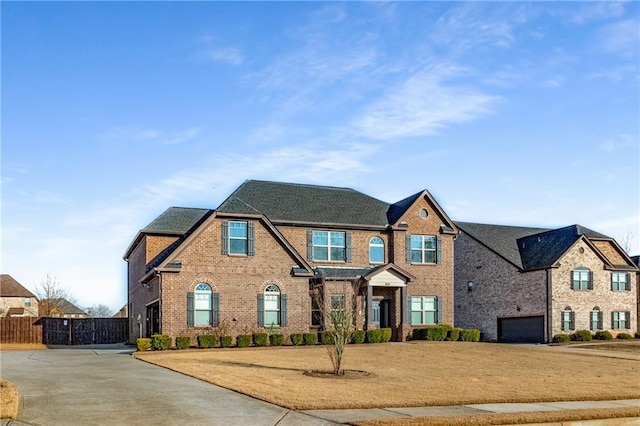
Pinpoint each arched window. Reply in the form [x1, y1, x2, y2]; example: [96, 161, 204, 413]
[194, 283, 212, 326]
[264, 285, 280, 326]
[369, 237, 384, 263]
[561, 306, 574, 331]
[590, 306, 602, 331]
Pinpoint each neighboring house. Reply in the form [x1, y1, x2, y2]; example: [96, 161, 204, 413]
[0, 274, 39, 317]
[124, 180, 458, 343]
[632, 255, 640, 334]
[40, 298, 88, 318]
[454, 222, 638, 343]
[113, 304, 128, 318]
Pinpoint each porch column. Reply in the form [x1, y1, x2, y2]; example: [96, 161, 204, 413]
[401, 286, 407, 324]
[366, 285, 374, 329]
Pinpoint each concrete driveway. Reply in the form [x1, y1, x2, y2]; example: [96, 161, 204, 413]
[1, 345, 337, 426]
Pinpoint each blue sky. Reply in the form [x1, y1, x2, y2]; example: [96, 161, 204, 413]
[2, 1, 638, 313]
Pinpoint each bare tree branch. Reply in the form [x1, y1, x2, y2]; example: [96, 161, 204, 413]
[36, 274, 77, 317]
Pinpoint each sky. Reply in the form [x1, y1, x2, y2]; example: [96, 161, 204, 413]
[2, 1, 639, 314]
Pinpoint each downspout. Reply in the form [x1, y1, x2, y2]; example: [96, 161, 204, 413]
[158, 271, 162, 335]
[546, 268, 551, 343]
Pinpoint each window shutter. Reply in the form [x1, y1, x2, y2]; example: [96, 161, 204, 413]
[247, 222, 255, 256]
[345, 232, 352, 263]
[212, 293, 219, 327]
[406, 297, 412, 325]
[405, 235, 412, 263]
[436, 236, 443, 264]
[436, 296, 443, 324]
[598, 311, 603, 330]
[280, 294, 288, 327]
[625, 311, 631, 329]
[307, 230, 313, 260]
[187, 292, 194, 327]
[587, 271, 593, 290]
[625, 273, 631, 291]
[257, 294, 264, 327]
[611, 312, 615, 329]
[570, 311, 575, 330]
[221, 221, 229, 255]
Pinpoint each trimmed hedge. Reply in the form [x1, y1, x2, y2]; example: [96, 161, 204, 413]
[151, 334, 171, 350]
[290, 333, 304, 346]
[380, 328, 392, 343]
[320, 331, 335, 345]
[220, 336, 233, 348]
[197, 334, 218, 349]
[269, 334, 285, 346]
[571, 330, 592, 341]
[616, 332, 633, 339]
[594, 330, 613, 340]
[303, 333, 318, 345]
[460, 329, 481, 342]
[552, 333, 571, 343]
[237, 334, 252, 348]
[176, 336, 191, 350]
[635, 332, 640, 339]
[352, 330, 366, 344]
[447, 328, 462, 342]
[136, 338, 152, 352]
[253, 333, 269, 347]
[366, 329, 383, 343]
[426, 326, 448, 341]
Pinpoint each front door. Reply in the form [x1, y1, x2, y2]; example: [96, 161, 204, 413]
[372, 300, 390, 329]
[146, 303, 160, 337]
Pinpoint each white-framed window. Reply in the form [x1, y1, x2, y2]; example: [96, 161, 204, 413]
[264, 285, 280, 327]
[408, 235, 437, 264]
[312, 231, 346, 261]
[612, 311, 629, 330]
[571, 268, 591, 290]
[221, 220, 255, 256]
[611, 273, 629, 291]
[195, 283, 212, 326]
[561, 307, 574, 331]
[369, 237, 384, 263]
[590, 307, 603, 331]
[409, 296, 440, 325]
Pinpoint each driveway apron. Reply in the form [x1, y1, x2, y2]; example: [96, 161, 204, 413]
[0, 346, 336, 426]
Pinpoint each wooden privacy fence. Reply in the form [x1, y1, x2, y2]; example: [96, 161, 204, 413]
[1, 317, 128, 345]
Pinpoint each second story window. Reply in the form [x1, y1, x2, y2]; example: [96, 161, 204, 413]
[221, 220, 255, 256]
[571, 268, 592, 290]
[308, 230, 351, 262]
[406, 235, 441, 264]
[369, 237, 384, 263]
[611, 273, 629, 291]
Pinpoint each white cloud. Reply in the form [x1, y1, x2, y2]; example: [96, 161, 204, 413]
[201, 47, 244, 66]
[597, 19, 639, 58]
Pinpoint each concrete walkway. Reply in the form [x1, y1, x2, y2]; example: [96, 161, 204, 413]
[1, 345, 639, 425]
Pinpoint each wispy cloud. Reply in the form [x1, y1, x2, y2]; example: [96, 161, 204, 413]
[599, 134, 638, 153]
[201, 47, 244, 66]
[100, 126, 202, 145]
[597, 19, 639, 58]
[352, 65, 498, 140]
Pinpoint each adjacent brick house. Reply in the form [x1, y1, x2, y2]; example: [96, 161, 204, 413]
[0, 274, 39, 317]
[124, 180, 458, 344]
[40, 298, 88, 318]
[454, 222, 638, 343]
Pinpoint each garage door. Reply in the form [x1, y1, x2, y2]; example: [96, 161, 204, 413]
[498, 316, 544, 343]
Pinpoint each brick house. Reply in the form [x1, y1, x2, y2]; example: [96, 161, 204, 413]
[124, 180, 458, 344]
[0, 274, 39, 317]
[39, 298, 88, 318]
[454, 222, 638, 343]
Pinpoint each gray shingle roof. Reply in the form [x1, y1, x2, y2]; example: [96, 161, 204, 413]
[217, 180, 390, 227]
[387, 191, 422, 224]
[142, 207, 212, 234]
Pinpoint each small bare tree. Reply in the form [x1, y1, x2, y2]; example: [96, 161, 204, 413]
[86, 304, 113, 318]
[36, 274, 77, 317]
[618, 231, 635, 254]
[311, 277, 361, 375]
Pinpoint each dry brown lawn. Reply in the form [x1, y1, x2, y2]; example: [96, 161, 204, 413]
[136, 340, 640, 411]
[0, 380, 19, 419]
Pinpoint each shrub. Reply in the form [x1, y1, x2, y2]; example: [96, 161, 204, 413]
[320, 331, 335, 345]
[253, 332, 269, 347]
[460, 329, 480, 342]
[151, 334, 171, 350]
[352, 330, 366, 344]
[552, 334, 571, 343]
[616, 332, 633, 340]
[237, 334, 252, 348]
[635, 332, 640, 339]
[136, 338, 152, 352]
[220, 336, 233, 348]
[303, 332, 317, 346]
[366, 329, 383, 343]
[412, 328, 428, 341]
[426, 326, 448, 341]
[571, 330, 592, 342]
[594, 330, 613, 340]
[197, 334, 218, 349]
[447, 328, 462, 342]
[290, 333, 304, 346]
[269, 333, 285, 346]
[380, 328, 392, 343]
[175, 336, 191, 350]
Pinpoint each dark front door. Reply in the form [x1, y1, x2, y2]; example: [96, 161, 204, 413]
[146, 303, 160, 337]
[372, 300, 390, 329]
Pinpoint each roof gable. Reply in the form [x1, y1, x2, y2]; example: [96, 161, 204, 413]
[0, 274, 37, 298]
[388, 190, 457, 232]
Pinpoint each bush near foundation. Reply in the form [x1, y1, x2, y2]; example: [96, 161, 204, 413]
[366, 329, 383, 343]
[253, 333, 269, 347]
[352, 330, 366, 344]
[290, 333, 304, 346]
[197, 334, 218, 349]
[594, 330, 613, 340]
[269, 333, 285, 346]
[552, 334, 571, 343]
[176, 336, 191, 350]
[571, 330, 592, 341]
[635, 332, 640, 339]
[460, 329, 480, 342]
[237, 334, 252, 348]
[616, 333, 633, 339]
[151, 334, 172, 350]
[303, 332, 317, 345]
[426, 326, 448, 341]
[220, 336, 233, 348]
[447, 328, 462, 341]
[136, 338, 152, 351]
[380, 328, 392, 342]
[320, 331, 335, 345]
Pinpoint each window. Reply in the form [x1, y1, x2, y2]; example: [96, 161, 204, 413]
[406, 235, 442, 264]
[221, 220, 255, 255]
[308, 230, 351, 262]
[331, 294, 345, 320]
[408, 296, 441, 325]
[611, 273, 629, 291]
[311, 297, 322, 327]
[187, 284, 219, 327]
[590, 307, 603, 331]
[571, 268, 592, 290]
[612, 311, 630, 330]
[258, 285, 287, 327]
[561, 307, 574, 331]
[369, 237, 384, 263]
[24, 297, 31, 308]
